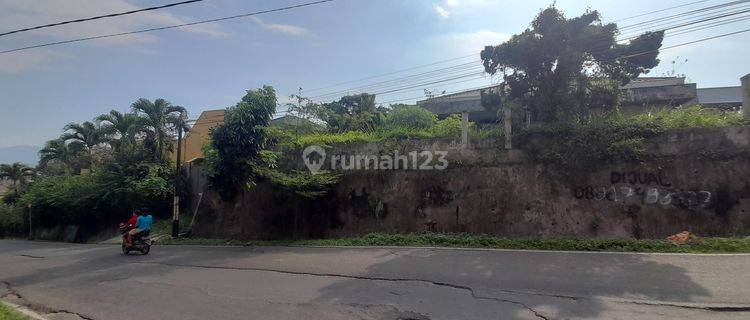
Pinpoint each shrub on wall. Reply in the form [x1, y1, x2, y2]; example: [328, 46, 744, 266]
[631, 105, 745, 129]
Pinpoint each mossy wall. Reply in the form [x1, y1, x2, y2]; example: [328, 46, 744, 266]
[192, 126, 750, 239]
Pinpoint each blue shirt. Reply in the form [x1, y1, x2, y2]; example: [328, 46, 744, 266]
[136, 215, 153, 231]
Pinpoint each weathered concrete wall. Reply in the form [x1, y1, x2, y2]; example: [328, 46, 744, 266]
[192, 126, 750, 239]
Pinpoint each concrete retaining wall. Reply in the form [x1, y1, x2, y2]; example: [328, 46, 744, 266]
[191, 126, 750, 239]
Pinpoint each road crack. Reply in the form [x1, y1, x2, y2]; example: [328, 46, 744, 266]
[135, 261, 550, 319]
[1, 281, 95, 320]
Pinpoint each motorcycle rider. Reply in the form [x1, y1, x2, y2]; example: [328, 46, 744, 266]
[127, 209, 153, 245]
[123, 209, 140, 247]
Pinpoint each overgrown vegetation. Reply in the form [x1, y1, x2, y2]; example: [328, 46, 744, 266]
[516, 105, 745, 172]
[204, 86, 277, 199]
[0, 97, 186, 239]
[0, 302, 30, 320]
[159, 232, 750, 253]
[632, 105, 745, 128]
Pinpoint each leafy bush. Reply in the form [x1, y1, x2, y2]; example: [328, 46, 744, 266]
[431, 114, 464, 137]
[631, 105, 745, 128]
[0, 203, 25, 237]
[18, 165, 173, 234]
[384, 105, 437, 130]
[2, 189, 21, 205]
[516, 118, 664, 171]
[290, 131, 378, 148]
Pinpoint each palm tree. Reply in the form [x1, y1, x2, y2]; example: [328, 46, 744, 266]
[61, 121, 109, 151]
[131, 98, 187, 161]
[38, 138, 84, 169]
[0, 162, 36, 189]
[96, 110, 144, 152]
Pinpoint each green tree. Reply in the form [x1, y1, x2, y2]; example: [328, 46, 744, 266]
[96, 110, 144, 152]
[207, 86, 277, 198]
[480, 7, 664, 123]
[384, 104, 437, 130]
[318, 93, 387, 132]
[61, 121, 110, 151]
[38, 138, 84, 172]
[130, 98, 187, 161]
[0, 162, 35, 189]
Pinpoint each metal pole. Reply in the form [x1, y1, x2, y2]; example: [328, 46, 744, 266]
[172, 124, 183, 238]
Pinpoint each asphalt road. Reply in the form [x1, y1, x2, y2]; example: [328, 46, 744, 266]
[1, 240, 749, 320]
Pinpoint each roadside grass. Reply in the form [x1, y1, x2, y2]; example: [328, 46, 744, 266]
[0, 302, 29, 320]
[157, 232, 750, 253]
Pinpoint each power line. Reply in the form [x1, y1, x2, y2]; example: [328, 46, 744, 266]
[618, 4, 750, 38]
[613, 0, 710, 22]
[620, 0, 750, 31]
[0, 0, 334, 54]
[0, 0, 207, 37]
[374, 27, 750, 105]
[299, 1, 733, 96]
[302, 54, 477, 93]
[310, 3, 750, 102]
[308, 61, 483, 100]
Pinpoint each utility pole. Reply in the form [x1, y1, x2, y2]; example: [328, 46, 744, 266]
[172, 123, 183, 238]
[27, 204, 32, 240]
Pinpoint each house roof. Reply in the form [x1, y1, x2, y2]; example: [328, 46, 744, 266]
[697, 86, 742, 104]
[416, 85, 501, 114]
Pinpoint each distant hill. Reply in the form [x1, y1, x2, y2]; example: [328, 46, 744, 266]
[0, 145, 40, 166]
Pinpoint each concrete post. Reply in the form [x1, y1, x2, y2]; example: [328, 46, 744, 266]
[742, 74, 750, 119]
[503, 107, 512, 149]
[461, 112, 469, 149]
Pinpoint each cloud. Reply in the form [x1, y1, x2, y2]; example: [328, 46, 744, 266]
[430, 30, 511, 56]
[250, 17, 310, 36]
[0, 50, 72, 75]
[0, 0, 226, 46]
[433, 0, 494, 18]
[434, 5, 451, 19]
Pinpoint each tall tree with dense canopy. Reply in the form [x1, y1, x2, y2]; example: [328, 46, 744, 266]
[480, 7, 664, 123]
[0, 162, 35, 189]
[207, 86, 277, 198]
[131, 98, 187, 161]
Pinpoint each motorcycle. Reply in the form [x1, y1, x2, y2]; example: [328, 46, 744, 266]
[119, 223, 152, 255]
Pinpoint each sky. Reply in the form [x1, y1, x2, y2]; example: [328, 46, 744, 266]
[0, 0, 749, 150]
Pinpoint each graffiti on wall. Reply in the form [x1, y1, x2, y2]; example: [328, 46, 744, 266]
[574, 171, 712, 209]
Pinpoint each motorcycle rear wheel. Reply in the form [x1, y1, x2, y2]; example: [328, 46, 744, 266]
[122, 244, 130, 255]
[141, 245, 150, 255]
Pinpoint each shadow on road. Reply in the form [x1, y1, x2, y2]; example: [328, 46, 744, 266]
[0, 241, 715, 319]
[312, 249, 712, 319]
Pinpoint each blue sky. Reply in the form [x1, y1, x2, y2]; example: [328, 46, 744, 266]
[1, 0, 749, 149]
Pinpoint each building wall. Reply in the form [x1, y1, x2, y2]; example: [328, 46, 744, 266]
[172, 109, 225, 162]
[191, 126, 750, 240]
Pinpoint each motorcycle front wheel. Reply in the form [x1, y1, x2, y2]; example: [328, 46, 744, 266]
[141, 245, 150, 255]
[122, 244, 130, 255]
